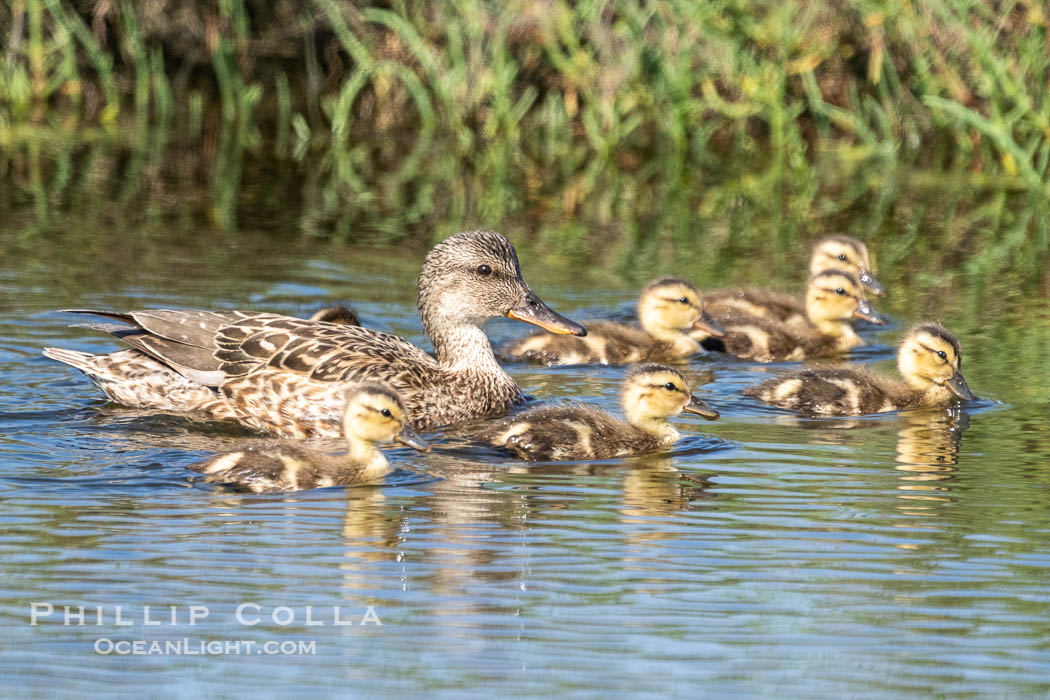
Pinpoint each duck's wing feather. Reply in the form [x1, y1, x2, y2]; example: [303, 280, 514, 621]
[61, 309, 439, 387]
[214, 316, 439, 382]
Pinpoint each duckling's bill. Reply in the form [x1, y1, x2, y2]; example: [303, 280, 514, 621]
[506, 290, 587, 336]
[945, 370, 975, 401]
[693, 311, 726, 338]
[859, 270, 887, 297]
[395, 424, 431, 452]
[853, 299, 887, 325]
[682, 395, 720, 420]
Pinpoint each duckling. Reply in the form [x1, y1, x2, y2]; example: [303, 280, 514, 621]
[189, 383, 429, 492]
[501, 278, 726, 366]
[478, 364, 719, 461]
[308, 305, 360, 325]
[704, 235, 886, 325]
[44, 231, 586, 437]
[743, 323, 975, 415]
[699, 270, 886, 362]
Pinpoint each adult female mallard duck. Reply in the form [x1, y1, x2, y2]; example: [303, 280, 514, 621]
[704, 235, 886, 326]
[189, 383, 429, 492]
[743, 323, 975, 415]
[697, 270, 886, 362]
[501, 278, 725, 366]
[43, 230, 586, 437]
[478, 363, 719, 461]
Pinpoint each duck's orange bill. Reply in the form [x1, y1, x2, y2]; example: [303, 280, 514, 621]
[507, 291, 587, 336]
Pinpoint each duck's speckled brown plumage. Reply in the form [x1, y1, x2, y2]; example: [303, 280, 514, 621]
[501, 278, 724, 366]
[189, 383, 427, 492]
[478, 364, 719, 461]
[743, 323, 974, 415]
[700, 270, 885, 362]
[44, 231, 585, 437]
[704, 235, 886, 325]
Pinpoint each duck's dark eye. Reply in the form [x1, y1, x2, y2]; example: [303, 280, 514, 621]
[838, 253, 848, 261]
[380, 408, 392, 418]
[835, 287, 846, 295]
[664, 382, 678, 391]
[678, 297, 689, 304]
[476, 264, 492, 276]
[936, 350, 947, 360]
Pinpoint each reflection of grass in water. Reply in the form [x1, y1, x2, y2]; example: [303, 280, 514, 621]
[2, 0, 1049, 278]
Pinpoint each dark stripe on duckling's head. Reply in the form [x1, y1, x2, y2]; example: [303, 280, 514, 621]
[642, 277, 701, 297]
[344, 382, 406, 411]
[625, 362, 689, 386]
[816, 235, 867, 259]
[907, 323, 962, 362]
[809, 268, 863, 295]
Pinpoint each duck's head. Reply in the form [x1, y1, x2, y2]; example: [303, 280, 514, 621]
[638, 278, 725, 339]
[621, 364, 720, 433]
[897, 324, 974, 400]
[309, 305, 360, 326]
[805, 269, 887, 328]
[417, 230, 585, 336]
[811, 236, 886, 297]
[343, 383, 429, 451]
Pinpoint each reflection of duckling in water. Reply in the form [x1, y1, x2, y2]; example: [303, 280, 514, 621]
[308, 305, 360, 325]
[478, 364, 719, 461]
[895, 407, 969, 475]
[704, 236, 887, 325]
[698, 270, 886, 361]
[189, 383, 429, 492]
[502, 278, 725, 366]
[743, 323, 975, 415]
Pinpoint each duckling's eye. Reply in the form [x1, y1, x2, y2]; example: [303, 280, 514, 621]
[835, 287, 846, 296]
[476, 264, 492, 276]
[678, 297, 689, 304]
[936, 350, 947, 360]
[664, 382, 678, 391]
[837, 253, 848, 262]
[380, 408, 392, 418]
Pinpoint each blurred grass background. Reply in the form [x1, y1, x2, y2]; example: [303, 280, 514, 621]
[2, 0, 1049, 289]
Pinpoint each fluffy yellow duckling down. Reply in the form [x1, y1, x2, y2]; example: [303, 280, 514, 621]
[704, 235, 887, 325]
[308, 305, 360, 325]
[743, 323, 975, 415]
[501, 278, 725, 366]
[697, 270, 886, 362]
[189, 383, 429, 492]
[478, 363, 719, 461]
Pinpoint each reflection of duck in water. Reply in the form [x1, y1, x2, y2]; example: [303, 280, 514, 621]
[701, 235, 887, 326]
[502, 278, 725, 366]
[743, 323, 974, 415]
[188, 383, 428, 492]
[696, 271, 886, 362]
[478, 364, 719, 461]
[44, 231, 586, 436]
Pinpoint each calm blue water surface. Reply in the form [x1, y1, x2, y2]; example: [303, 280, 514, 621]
[2, 232, 1049, 698]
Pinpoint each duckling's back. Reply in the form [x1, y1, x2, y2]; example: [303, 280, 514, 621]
[190, 444, 378, 492]
[502, 321, 667, 366]
[743, 367, 902, 415]
[480, 404, 658, 460]
[706, 289, 806, 326]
